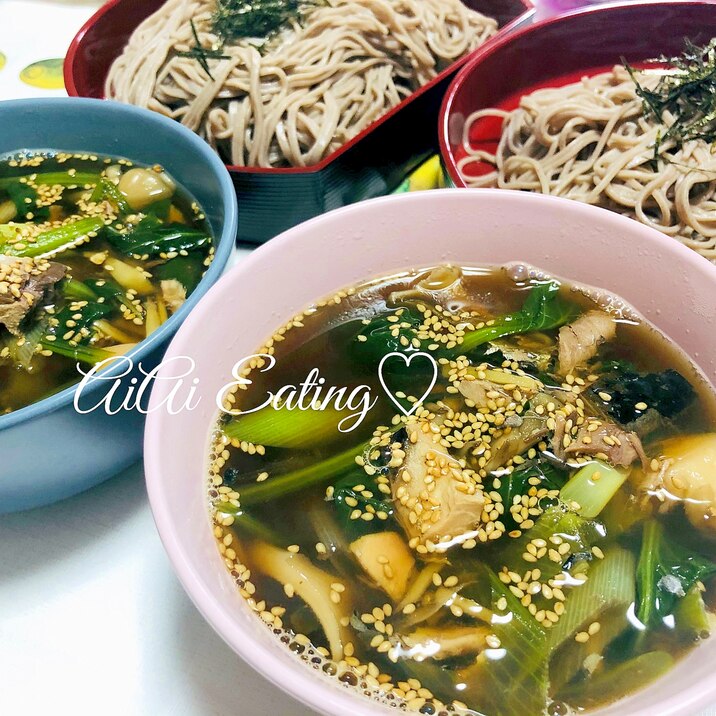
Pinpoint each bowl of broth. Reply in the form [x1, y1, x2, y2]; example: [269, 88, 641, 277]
[0, 97, 237, 512]
[145, 189, 716, 716]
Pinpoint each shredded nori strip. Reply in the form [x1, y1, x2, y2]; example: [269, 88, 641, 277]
[625, 38, 716, 160]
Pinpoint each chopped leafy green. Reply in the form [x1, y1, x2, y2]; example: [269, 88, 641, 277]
[89, 178, 131, 215]
[61, 278, 99, 302]
[636, 520, 716, 627]
[460, 281, 580, 353]
[2, 216, 104, 258]
[494, 461, 567, 532]
[3, 182, 50, 222]
[0, 171, 100, 189]
[144, 197, 172, 220]
[350, 283, 578, 371]
[38, 292, 116, 365]
[153, 254, 205, 293]
[39, 336, 114, 365]
[234, 442, 363, 506]
[84, 277, 142, 318]
[331, 470, 394, 540]
[105, 215, 211, 258]
[590, 366, 695, 425]
[50, 301, 113, 345]
[350, 307, 425, 367]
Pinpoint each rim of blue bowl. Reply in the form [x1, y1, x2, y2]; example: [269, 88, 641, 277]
[0, 97, 238, 432]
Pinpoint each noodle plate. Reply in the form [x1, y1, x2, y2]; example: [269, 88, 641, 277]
[107, 0, 497, 168]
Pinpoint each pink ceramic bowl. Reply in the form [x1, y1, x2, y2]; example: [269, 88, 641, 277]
[144, 189, 716, 716]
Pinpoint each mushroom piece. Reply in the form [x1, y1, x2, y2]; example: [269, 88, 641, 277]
[393, 428, 485, 549]
[349, 531, 415, 601]
[565, 422, 649, 470]
[247, 541, 353, 660]
[482, 393, 554, 474]
[401, 625, 490, 661]
[117, 167, 175, 211]
[457, 368, 541, 411]
[558, 310, 616, 376]
[458, 379, 510, 411]
[638, 434, 716, 534]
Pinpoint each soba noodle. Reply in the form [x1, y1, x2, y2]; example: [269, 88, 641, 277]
[107, 0, 497, 168]
[458, 66, 716, 260]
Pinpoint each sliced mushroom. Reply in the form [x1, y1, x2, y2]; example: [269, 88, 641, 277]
[248, 541, 353, 660]
[458, 368, 541, 411]
[482, 394, 553, 474]
[402, 625, 490, 661]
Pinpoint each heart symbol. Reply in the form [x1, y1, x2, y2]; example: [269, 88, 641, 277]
[378, 351, 438, 417]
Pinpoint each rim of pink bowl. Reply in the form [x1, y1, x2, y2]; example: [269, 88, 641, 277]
[144, 189, 716, 716]
[438, 0, 716, 188]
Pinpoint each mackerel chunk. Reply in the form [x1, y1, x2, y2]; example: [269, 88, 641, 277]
[0, 254, 66, 334]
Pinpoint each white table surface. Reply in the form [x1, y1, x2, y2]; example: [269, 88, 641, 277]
[1, 2, 716, 716]
[0, 457, 316, 716]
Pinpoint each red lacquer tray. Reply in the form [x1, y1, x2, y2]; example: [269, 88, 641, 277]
[440, 0, 716, 188]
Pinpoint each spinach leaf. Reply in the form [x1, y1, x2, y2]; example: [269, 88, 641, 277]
[351, 306, 425, 367]
[495, 461, 567, 532]
[105, 215, 211, 258]
[636, 520, 716, 627]
[153, 254, 205, 293]
[332, 470, 395, 540]
[49, 301, 114, 346]
[460, 281, 580, 353]
[350, 282, 578, 370]
[84, 277, 143, 319]
[40, 297, 116, 364]
[89, 178, 131, 216]
[5, 182, 49, 221]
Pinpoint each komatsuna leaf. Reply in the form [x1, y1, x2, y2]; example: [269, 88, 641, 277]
[105, 215, 211, 258]
[461, 281, 580, 353]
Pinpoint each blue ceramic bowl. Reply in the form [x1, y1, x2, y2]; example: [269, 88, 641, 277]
[0, 98, 237, 513]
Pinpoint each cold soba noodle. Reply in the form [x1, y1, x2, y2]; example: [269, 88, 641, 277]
[457, 40, 716, 260]
[208, 264, 716, 715]
[106, 0, 497, 167]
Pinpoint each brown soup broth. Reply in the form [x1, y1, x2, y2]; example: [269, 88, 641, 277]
[0, 151, 214, 413]
[208, 264, 716, 715]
